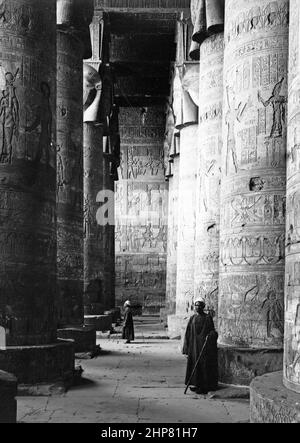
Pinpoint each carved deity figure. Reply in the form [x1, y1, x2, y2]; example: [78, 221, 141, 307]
[0, 70, 19, 163]
[0, 0, 7, 23]
[288, 305, 300, 380]
[83, 64, 102, 123]
[258, 78, 287, 138]
[261, 289, 284, 339]
[25, 82, 52, 167]
[142, 224, 154, 248]
[225, 86, 247, 175]
[83, 196, 93, 238]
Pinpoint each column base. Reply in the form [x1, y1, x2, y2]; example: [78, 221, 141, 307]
[84, 314, 112, 332]
[250, 372, 300, 423]
[167, 314, 189, 339]
[218, 345, 283, 386]
[0, 371, 17, 423]
[106, 308, 121, 324]
[57, 326, 96, 354]
[0, 340, 74, 393]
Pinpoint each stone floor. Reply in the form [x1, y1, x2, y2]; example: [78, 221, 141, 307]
[17, 318, 250, 423]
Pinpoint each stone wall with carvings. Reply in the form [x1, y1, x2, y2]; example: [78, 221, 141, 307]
[115, 107, 168, 314]
[219, 0, 288, 348]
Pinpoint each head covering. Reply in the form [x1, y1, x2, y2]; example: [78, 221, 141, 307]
[194, 298, 206, 307]
[124, 300, 131, 307]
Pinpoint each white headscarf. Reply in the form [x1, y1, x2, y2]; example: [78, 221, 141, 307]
[124, 300, 131, 307]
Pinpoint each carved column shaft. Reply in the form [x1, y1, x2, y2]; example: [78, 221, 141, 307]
[0, 0, 57, 346]
[284, 0, 300, 394]
[194, 33, 224, 319]
[102, 152, 116, 310]
[219, 0, 288, 349]
[165, 155, 180, 316]
[83, 123, 104, 314]
[175, 125, 198, 317]
[57, 29, 85, 327]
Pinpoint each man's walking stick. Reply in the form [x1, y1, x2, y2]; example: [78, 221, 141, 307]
[184, 335, 209, 395]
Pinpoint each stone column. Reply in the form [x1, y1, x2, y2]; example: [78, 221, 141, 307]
[219, 0, 288, 385]
[0, 0, 74, 387]
[165, 155, 180, 318]
[194, 33, 224, 320]
[56, 2, 96, 353]
[83, 122, 106, 332]
[0, 371, 17, 423]
[284, 0, 300, 395]
[168, 124, 198, 338]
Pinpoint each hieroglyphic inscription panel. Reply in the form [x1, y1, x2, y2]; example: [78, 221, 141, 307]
[115, 107, 168, 314]
[194, 33, 224, 320]
[219, 0, 288, 348]
[284, 0, 300, 393]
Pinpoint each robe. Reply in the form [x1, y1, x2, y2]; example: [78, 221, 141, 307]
[183, 313, 218, 392]
[122, 307, 134, 341]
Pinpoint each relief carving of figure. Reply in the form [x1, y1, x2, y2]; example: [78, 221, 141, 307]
[83, 196, 93, 238]
[0, 0, 7, 23]
[0, 69, 19, 164]
[142, 224, 154, 248]
[258, 78, 287, 138]
[225, 86, 247, 175]
[25, 82, 52, 167]
[83, 64, 102, 123]
[289, 305, 300, 379]
[261, 289, 284, 339]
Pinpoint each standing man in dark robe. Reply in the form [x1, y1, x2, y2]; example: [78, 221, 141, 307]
[122, 300, 134, 344]
[183, 299, 218, 394]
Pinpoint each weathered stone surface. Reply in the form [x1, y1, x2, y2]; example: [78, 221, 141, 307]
[57, 327, 96, 354]
[250, 372, 300, 423]
[194, 33, 223, 319]
[57, 29, 85, 328]
[83, 123, 105, 316]
[101, 152, 116, 311]
[165, 156, 180, 318]
[191, 0, 225, 45]
[284, 0, 300, 394]
[85, 314, 112, 332]
[171, 124, 198, 337]
[219, 0, 288, 350]
[0, 371, 17, 423]
[0, 341, 74, 386]
[0, 0, 57, 348]
[218, 345, 283, 386]
[115, 107, 168, 314]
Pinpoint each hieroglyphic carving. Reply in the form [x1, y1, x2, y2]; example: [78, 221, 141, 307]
[284, 0, 300, 393]
[0, 0, 57, 347]
[194, 33, 223, 320]
[115, 107, 168, 313]
[175, 124, 198, 316]
[219, 0, 288, 348]
[0, 70, 19, 163]
[83, 123, 105, 312]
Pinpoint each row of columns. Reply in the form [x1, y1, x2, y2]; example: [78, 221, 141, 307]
[0, 0, 117, 389]
[166, 0, 300, 397]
